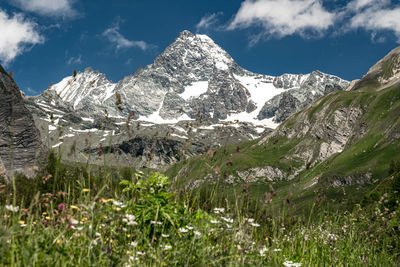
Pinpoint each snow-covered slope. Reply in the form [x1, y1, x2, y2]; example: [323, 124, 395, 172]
[49, 68, 115, 110]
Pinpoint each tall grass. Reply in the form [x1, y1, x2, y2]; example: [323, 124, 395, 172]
[0, 156, 399, 266]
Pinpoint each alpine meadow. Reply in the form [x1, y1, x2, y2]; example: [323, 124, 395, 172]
[1, 0, 400, 266]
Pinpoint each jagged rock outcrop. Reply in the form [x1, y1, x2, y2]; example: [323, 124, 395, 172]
[0, 65, 43, 176]
[331, 173, 372, 187]
[86, 136, 203, 168]
[188, 69, 252, 120]
[265, 103, 364, 166]
[259, 71, 349, 122]
[237, 167, 285, 182]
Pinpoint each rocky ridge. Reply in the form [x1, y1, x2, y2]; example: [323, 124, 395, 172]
[0, 65, 44, 176]
[352, 46, 400, 91]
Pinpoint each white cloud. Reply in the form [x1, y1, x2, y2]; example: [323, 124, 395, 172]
[346, 0, 389, 12]
[125, 58, 133, 65]
[0, 10, 44, 65]
[227, 0, 400, 45]
[228, 0, 335, 39]
[67, 54, 82, 65]
[25, 87, 37, 94]
[10, 0, 78, 18]
[102, 24, 151, 51]
[346, 0, 400, 41]
[196, 12, 223, 32]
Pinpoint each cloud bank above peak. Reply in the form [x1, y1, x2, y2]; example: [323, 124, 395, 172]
[346, 0, 400, 40]
[102, 22, 155, 52]
[227, 0, 335, 38]
[196, 12, 223, 32]
[216, 0, 400, 45]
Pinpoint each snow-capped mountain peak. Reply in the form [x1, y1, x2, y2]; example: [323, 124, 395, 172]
[151, 30, 236, 83]
[49, 68, 116, 109]
[175, 31, 233, 71]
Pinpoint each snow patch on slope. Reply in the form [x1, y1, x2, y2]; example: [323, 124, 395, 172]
[52, 142, 63, 148]
[82, 117, 94, 123]
[215, 61, 228, 71]
[138, 94, 194, 124]
[180, 81, 209, 100]
[170, 133, 188, 139]
[227, 74, 285, 128]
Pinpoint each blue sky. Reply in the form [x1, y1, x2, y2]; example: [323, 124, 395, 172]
[0, 0, 400, 95]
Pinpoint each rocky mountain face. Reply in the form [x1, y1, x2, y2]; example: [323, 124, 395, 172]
[0, 65, 43, 176]
[258, 71, 349, 122]
[26, 30, 348, 168]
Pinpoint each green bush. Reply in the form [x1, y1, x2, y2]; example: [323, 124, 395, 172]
[120, 172, 185, 235]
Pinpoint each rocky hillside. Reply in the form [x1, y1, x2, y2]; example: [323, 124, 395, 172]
[0, 65, 44, 176]
[350, 46, 400, 91]
[167, 46, 400, 208]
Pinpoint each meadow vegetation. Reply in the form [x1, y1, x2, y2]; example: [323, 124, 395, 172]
[0, 151, 399, 266]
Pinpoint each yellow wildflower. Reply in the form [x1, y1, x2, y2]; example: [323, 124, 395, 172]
[82, 217, 88, 222]
[42, 212, 48, 216]
[19, 220, 25, 225]
[82, 188, 90, 193]
[45, 216, 51, 220]
[70, 205, 80, 210]
[100, 198, 115, 203]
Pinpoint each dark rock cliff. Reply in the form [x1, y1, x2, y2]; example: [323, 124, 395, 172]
[0, 65, 44, 175]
